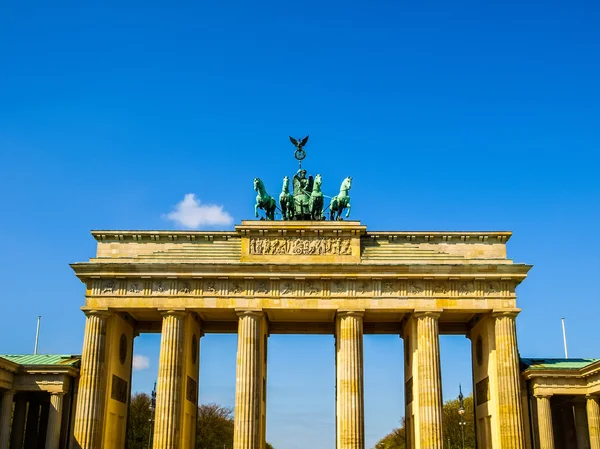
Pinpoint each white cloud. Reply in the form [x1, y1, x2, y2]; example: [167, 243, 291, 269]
[164, 193, 233, 229]
[132, 355, 150, 371]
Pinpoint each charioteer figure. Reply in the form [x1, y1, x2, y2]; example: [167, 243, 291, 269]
[254, 135, 352, 221]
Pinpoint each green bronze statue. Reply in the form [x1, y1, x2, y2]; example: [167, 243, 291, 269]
[292, 168, 313, 219]
[279, 176, 294, 220]
[309, 174, 324, 220]
[329, 176, 352, 220]
[253, 136, 354, 221]
[254, 178, 276, 220]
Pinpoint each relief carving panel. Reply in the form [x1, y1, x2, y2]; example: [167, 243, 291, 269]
[250, 237, 352, 255]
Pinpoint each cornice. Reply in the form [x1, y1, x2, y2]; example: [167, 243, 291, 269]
[71, 261, 532, 280]
[523, 364, 600, 380]
[90, 228, 513, 243]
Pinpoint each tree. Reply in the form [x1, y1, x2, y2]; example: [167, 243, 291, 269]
[196, 403, 235, 449]
[126, 393, 153, 449]
[374, 419, 406, 449]
[442, 395, 476, 449]
[373, 395, 476, 449]
[127, 398, 275, 449]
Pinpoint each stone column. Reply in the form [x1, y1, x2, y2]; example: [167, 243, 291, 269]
[73, 310, 109, 449]
[153, 310, 186, 449]
[335, 311, 364, 449]
[45, 394, 64, 449]
[587, 396, 600, 449]
[37, 401, 49, 449]
[415, 311, 443, 449]
[24, 400, 40, 449]
[10, 396, 27, 449]
[0, 391, 15, 449]
[233, 310, 265, 449]
[536, 395, 554, 449]
[493, 311, 525, 449]
[575, 402, 591, 449]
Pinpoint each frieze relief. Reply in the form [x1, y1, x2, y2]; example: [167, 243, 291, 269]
[249, 237, 352, 256]
[331, 280, 347, 295]
[92, 278, 515, 298]
[280, 281, 295, 295]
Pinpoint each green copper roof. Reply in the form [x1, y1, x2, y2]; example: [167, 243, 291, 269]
[0, 354, 80, 367]
[521, 358, 599, 370]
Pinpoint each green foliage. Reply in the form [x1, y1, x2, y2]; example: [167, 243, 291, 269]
[196, 403, 234, 449]
[374, 418, 406, 449]
[126, 398, 275, 449]
[442, 395, 476, 449]
[126, 393, 153, 449]
[373, 395, 476, 449]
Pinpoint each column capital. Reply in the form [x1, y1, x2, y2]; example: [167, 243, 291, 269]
[49, 392, 66, 397]
[587, 394, 600, 400]
[491, 309, 521, 319]
[82, 309, 111, 318]
[535, 394, 553, 400]
[414, 310, 442, 319]
[336, 309, 365, 318]
[158, 309, 187, 317]
[235, 309, 264, 318]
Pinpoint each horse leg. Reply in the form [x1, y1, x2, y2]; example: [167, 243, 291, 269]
[346, 202, 351, 218]
[255, 204, 259, 218]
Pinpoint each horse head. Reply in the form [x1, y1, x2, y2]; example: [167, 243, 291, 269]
[282, 176, 289, 192]
[314, 174, 322, 189]
[254, 178, 262, 192]
[340, 176, 352, 193]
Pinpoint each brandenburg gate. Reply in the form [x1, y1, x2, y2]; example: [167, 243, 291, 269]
[70, 220, 531, 449]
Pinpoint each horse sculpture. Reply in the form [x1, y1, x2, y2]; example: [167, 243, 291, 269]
[254, 178, 276, 220]
[309, 174, 324, 220]
[279, 176, 294, 220]
[329, 176, 352, 221]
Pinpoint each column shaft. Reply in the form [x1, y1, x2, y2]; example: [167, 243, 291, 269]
[588, 397, 600, 449]
[10, 397, 27, 449]
[0, 392, 15, 449]
[336, 311, 364, 449]
[536, 396, 555, 449]
[37, 402, 49, 449]
[575, 403, 591, 449]
[153, 311, 186, 449]
[494, 312, 525, 449]
[24, 401, 40, 449]
[416, 312, 443, 449]
[73, 310, 109, 449]
[233, 311, 264, 449]
[45, 394, 64, 449]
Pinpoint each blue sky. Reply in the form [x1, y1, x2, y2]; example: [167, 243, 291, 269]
[1, 1, 599, 448]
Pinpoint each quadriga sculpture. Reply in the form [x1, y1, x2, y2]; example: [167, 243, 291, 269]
[254, 178, 276, 220]
[309, 174, 324, 220]
[279, 176, 294, 220]
[329, 177, 352, 220]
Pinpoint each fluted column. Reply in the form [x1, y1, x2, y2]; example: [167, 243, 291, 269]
[415, 311, 443, 449]
[0, 391, 15, 449]
[588, 396, 600, 449]
[153, 310, 186, 449]
[536, 395, 554, 449]
[493, 311, 525, 449]
[10, 396, 27, 449]
[45, 394, 64, 449]
[24, 400, 40, 449]
[336, 311, 364, 449]
[575, 402, 591, 449]
[233, 311, 264, 449]
[73, 310, 109, 449]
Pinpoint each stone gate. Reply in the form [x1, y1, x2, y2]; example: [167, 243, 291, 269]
[70, 220, 532, 449]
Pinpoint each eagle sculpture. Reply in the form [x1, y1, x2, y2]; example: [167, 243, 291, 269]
[289, 135, 309, 149]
